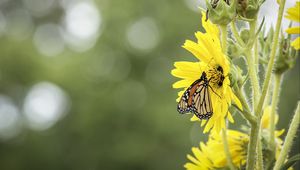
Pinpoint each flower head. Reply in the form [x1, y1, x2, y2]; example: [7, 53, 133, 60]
[184, 107, 287, 170]
[171, 13, 242, 133]
[236, 0, 263, 20]
[205, 0, 236, 25]
[184, 130, 248, 170]
[285, 1, 300, 50]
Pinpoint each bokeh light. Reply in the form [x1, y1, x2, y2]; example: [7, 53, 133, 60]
[33, 23, 65, 57]
[62, 1, 102, 52]
[126, 17, 160, 53]
[23, 82, 70, 131]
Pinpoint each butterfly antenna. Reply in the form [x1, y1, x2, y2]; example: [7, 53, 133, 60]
[208, 85, 222, 99]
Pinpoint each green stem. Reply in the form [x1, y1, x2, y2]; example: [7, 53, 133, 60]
[220, 25, 228, 54]
[254, 0, 286, 119]
[222, 128, 236, 170]
[254, 39, 259, 72]
[269, 74, 282, 151]
[264, 76, 273, 108]
[247, 1, 286, 169]
[245, 49, 260, 110]
[248, 18, 261, 109]
[273, 102, 300, 170]
[257, 129, 264, 170]
[246, 121, 260, 170]
[230, 22, 245, 47]
[245, 17, 264, 170]
[233, 86, 257, 125]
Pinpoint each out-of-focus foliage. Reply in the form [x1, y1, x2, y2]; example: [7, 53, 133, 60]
[0, 0, 298, 169]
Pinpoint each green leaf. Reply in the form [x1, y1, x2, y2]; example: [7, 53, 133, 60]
[280, 154, 300, 170]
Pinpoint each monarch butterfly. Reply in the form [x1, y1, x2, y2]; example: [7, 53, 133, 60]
[177, 71, 214, 120]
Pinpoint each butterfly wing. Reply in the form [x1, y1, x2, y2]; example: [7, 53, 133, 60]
[177, 72, 213, 120]
[177, 79, 202, 114]
[192, 82, 213, 119]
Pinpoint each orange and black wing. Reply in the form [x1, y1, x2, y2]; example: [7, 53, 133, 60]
[177, 72, 213, 120]
[177, 78, 202, 114]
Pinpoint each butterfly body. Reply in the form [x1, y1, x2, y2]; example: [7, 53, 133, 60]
[177, 72, 213, 120]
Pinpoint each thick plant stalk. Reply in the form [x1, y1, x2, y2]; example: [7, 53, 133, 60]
[273, 102, 300, 170]
[257, 129, 264, 170]
[269, 74, 282, 150]
[245, 49, 260, 109]
[246, 121, 259, 170]
[254, 40, 259, 72]
[246, 0, 287, 169]
[247, 19, 261, 109]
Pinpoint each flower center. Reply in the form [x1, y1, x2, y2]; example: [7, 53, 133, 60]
[207, 65, 225, 88]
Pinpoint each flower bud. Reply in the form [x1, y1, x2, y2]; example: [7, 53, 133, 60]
[240, 28, 250, 44]
[237, 0, 265, 20]
[205, 0, 237, 25]
[274, 34, 298, 74]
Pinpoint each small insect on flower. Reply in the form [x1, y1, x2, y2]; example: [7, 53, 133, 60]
[177, 71, 221, 120]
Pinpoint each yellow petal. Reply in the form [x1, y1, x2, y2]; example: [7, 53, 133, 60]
[261, 106, 272, 129]
[191, 115, 200, 121]
[286, 27, 300, 34]
[275, 129, 285, 137]
[203, 119, 214, 133]
[182, 40, 211, 62]
[191, 147, 212, 167]
[187, 154, 201, 166]
[231, 92, 243, 111]
[227, 112, 234, 123]
[176, 90, 185, 102]
[173, 79, 194, 88]
[174, 61, 202, 73]
[201, 119, 207, 127]
[201, 12, 220, 37]
[171, 69, 200, 80]
[214, 119, 221, 134]
[285, 2, 300, 22]
[184, 162, 202, 170]
[291, 37, 300, 50]
[195, 32, 221, 61]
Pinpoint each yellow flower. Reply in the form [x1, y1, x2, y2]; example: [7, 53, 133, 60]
[184, 130, 248, 170]
[285, 1, 300, 50]
[184, 107, 288, 170]
[261, 106, 285, 158]
[171, 13, 242, 133]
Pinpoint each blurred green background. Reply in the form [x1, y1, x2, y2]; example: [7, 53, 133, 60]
[0, 0, 298, 169]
